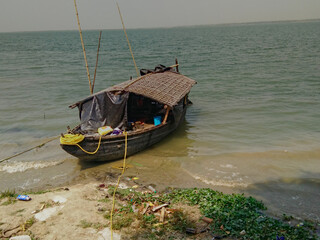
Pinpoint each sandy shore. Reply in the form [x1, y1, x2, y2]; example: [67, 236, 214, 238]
[0, 174, 216, 240]
[1, 181, 115, 240]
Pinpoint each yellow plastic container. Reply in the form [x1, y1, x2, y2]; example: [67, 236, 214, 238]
[98, 126, 113, 136]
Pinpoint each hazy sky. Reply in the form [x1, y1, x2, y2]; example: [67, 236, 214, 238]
[0, 0, 319, 32]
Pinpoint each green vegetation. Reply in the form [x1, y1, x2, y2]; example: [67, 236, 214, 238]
[78, 219, 105, 230]
[112, 213, 135, 230]
[109, 187, 319, 240]
[26, 189, 51, 195]
[39, 200, 55, 208]
[1, 198, 17, 206]
[25, 217, 36, 229]
[79, 219, 93, 228]
[10, 208, 25, 216]
[0, 189, 17, 199]
[98, 198, 111, 203]
[162, 188, 319, 240]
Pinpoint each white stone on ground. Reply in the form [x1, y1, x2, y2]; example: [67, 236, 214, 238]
[98, 228, 121, 240]
[51, 195, 67, 203]
[34, 206, 64, 221]
[9, 236, 31, 240]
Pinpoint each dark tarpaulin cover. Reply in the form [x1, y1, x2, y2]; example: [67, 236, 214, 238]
[79, 92, 129, 132]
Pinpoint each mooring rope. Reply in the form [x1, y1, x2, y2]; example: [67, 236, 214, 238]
[0, 136, 60, 164]
[110, 131, 128, 240]
[60, 134, 103, 155]
[74, 136, 102, 155]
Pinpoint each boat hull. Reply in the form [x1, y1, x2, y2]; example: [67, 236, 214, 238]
[60, 108, 186, 162]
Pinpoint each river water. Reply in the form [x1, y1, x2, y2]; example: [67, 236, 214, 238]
[0, 20, 319, 221]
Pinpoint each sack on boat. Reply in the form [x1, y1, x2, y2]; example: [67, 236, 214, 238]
[98, 126, 113, 136]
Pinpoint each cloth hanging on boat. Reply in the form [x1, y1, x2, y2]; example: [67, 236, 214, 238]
[79, 92, 129, 132]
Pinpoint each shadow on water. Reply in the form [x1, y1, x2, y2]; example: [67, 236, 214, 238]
[246, 171, 320, 221]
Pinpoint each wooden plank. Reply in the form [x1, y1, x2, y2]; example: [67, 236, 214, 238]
[142, 203, 150, 215]
[175, 58, 179, 72]
[160, 207, 165, 222]
[152, 203, 168, 212]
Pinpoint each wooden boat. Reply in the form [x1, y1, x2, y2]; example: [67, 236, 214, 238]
[60, 65, 196, 161]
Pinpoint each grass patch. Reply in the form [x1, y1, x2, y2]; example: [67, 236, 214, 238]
[167, 210, 195, 232]
[10, 208, 25, 216]
[1, 198, 17, 206]
[98, 198, 110, 203]
[160, 188, 319, 240]
[78, 220, 105, 230]
[26, 189, 51, 195]
[109, 187, 319, 240]
[0, 189, 17, 199]
[112, 213, 135, 230]
[39, 200, 55, 208]
[79, 219, 93, 229]
[25, 217, 36, 229]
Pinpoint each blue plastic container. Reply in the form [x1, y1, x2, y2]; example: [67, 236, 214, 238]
[154, 116, 161, 126]
[17, 195, 31, 201]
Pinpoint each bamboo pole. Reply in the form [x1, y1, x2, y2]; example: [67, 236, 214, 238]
[175, 58, 179, 73]
[74, 0, 93, 95]
[116, 2, 140, 77]
[92, 30, 102, 93]
[162, 106, 171, 124]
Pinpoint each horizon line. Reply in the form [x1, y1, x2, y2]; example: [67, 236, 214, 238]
[0, 18, 319, 34]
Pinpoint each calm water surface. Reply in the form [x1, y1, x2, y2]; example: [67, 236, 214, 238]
[0, 20, 319, 220]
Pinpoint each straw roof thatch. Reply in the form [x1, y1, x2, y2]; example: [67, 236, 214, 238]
[107, 71, 196, 107]
[70, 71, 196, 108]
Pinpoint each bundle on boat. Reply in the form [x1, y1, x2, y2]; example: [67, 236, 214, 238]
[60, 65, 196, 161]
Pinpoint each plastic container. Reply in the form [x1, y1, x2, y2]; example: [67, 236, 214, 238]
[17, 195, 31, 201]
[153, 116, 161, 126]
[98, 126, 113, 136]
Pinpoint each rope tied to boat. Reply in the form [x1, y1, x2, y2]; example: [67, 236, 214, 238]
[60, 134, 102, 155]
[110, 131, 128, 240]
[0, 136, 60, 164]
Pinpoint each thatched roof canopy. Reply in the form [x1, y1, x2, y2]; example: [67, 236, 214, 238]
[71, 71, 196, 108]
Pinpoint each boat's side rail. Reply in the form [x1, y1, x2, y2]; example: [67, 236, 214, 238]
[85, 122, 170, 141]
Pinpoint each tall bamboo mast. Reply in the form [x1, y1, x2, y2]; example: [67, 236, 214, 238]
[92, 30, 102, 93]
[73, 0, 93, 95]
[116, 2, 140, 77]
